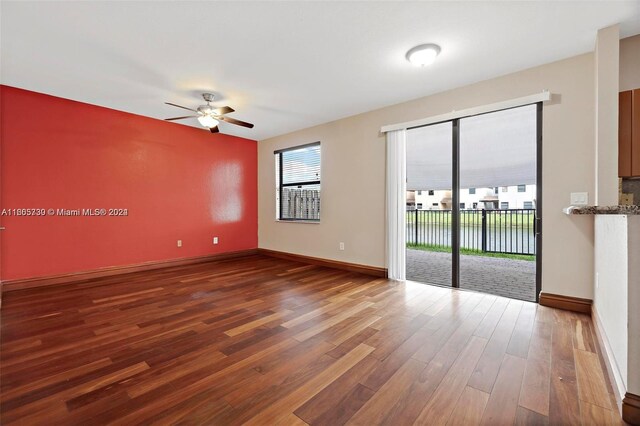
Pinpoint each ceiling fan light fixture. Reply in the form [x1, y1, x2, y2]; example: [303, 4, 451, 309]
[197, 115, 219, 128]
[164, 94, 253, 132]
[406, 43, 441, 67]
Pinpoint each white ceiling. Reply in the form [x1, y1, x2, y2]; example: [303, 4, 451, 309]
[2, 1, 639, 140]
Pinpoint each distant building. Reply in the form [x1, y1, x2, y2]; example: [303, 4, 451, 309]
[407, 185, 536, 210]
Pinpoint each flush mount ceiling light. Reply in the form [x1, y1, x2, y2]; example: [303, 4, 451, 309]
[406, 43, 441, 67]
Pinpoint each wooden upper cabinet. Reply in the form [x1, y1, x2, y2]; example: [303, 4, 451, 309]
[619, 89, 640, 177]
[619, 90, 632, 177]
[633, 89, 640, 177]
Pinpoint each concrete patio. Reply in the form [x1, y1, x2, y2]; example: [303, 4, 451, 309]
[406, 248, 536, 301]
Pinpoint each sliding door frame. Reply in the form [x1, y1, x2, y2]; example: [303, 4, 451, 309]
[535, 102, 543, 303]
[407, 102, 543, 302]
[451, 119, 460, 288]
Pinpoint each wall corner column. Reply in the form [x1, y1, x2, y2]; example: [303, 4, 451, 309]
[594, 24, 620, 206]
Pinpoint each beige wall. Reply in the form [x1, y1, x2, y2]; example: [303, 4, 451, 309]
[594, 25, 619, 207]
[259, 53, 596, 299]
[620, 34, 640, 91]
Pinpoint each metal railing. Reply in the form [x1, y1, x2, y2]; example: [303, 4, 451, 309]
[406, 209, 536, 255]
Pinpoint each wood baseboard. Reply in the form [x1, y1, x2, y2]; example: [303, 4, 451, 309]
[258, 248, 387, 278]
[0, 249, 259, 293]
[538, 292, 592, 314]
[623, 393, 640, 425]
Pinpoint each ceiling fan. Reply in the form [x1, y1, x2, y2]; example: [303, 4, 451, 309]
[164, 93, 254, 134]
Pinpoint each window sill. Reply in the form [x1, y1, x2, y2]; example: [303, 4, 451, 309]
[275, 219, 321, 224]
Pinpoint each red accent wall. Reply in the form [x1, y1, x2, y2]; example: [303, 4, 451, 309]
[0, 85, 258, 281]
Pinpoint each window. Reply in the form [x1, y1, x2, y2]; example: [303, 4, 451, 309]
[417, 190, 422, 195]
[500, 202, 509, 210]
[473, 202, 478, 209]
[494, 187, 499, 194]
[468, 188, 476, 195]
[428, 190, 434, 195]
[523, 201, 534, 209]
[501, 186, 508, 192]
[275, 142, 321, 221]
[417, 203, 423, 209]
[432, 202, 438, 206]
[517, 184, 526, 192]
[460, 202, 466, 209]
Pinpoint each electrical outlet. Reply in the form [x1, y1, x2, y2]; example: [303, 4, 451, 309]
[339, 242, 345, 251]
[177, 240, 182, 248]
[620, 193, 634, 205]
[213, 237, 219, 245]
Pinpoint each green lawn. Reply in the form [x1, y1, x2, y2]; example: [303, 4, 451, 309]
[407, 243, 536, 262]
[406, 210, 534, 228]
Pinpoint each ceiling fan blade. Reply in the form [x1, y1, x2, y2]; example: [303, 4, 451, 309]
[220, 116, 254, 129]
[209, 126, 219, 134]
[213, 106, 235, 115]
[164, 115, 198, 121]
[165, 102, 197, 112]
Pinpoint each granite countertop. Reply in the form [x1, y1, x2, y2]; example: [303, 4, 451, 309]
[564, 205, 640, 215]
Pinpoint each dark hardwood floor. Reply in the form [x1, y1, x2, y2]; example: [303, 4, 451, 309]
[0, 254, 621, 425]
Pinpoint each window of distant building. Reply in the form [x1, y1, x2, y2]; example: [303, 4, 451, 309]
[428, 190, 434, 195]
[523, 201, 534, 209]
[517, 184, 526, 192]
[500, 201, 509, 209]
[417, 203, 423, 209]
[468, 188, 476, 195]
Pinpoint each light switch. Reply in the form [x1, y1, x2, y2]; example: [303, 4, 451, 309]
[570, 192, 588, 206]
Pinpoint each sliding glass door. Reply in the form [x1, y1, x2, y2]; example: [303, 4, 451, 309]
[406, 122, 453, 287]
[405, 103, 541, 302]
[458, 104, 539, 301]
